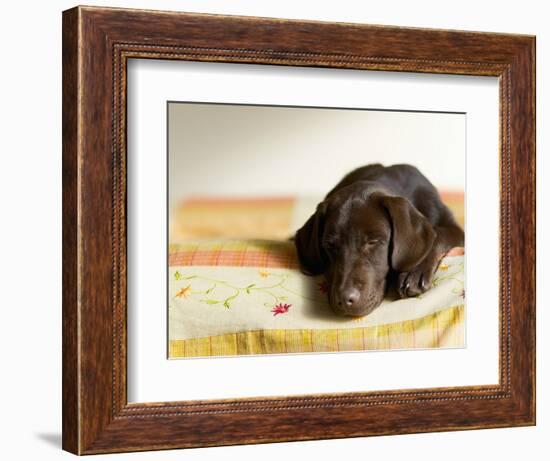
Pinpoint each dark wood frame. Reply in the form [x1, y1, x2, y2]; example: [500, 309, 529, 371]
[62, 5, 536, 455]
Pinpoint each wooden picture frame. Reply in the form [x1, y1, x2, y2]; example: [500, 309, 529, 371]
[62, 5, 535, 455]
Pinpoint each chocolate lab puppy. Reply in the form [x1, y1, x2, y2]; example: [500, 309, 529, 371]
[294, 163, 464, 317]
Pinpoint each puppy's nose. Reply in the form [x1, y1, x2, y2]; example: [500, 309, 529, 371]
[341, 288, 360, 307]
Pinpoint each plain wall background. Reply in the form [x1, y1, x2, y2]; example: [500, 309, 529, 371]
[168, 102, 465, 205]
[0, 1, 545, 460]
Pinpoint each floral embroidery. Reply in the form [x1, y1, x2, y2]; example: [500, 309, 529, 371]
[174, 270, 182, 280]
[433, 260, 464, 288]
[175, 285, 192, 298]
[171, 272, 325, 311]
[259, 270, 271, 278]
[271, 303, 291, 316]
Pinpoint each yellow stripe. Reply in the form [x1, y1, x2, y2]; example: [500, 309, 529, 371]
[168, 305, 465, 358]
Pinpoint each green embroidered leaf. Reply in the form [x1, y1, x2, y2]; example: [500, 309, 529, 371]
[173, 271, 182, 280]
[202, 299, 220, 305]
[223, 292, 239, 308]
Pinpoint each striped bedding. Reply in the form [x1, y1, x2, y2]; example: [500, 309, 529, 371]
[168, 192, 465, 359]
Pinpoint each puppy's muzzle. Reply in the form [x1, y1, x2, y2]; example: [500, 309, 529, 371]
[332, 287, 383, 317]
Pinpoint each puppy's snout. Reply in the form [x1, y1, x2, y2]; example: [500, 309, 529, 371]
[339, 288, 360, 308]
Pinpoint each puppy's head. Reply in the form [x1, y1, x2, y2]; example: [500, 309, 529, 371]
[294, 184, 436, 316]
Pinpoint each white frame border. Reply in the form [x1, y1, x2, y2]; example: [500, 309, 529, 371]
[127, 59, 500, 403]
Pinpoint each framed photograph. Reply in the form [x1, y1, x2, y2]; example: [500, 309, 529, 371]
[62, 5, 535, 455]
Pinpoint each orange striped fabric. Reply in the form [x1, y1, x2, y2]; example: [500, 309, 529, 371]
[170, 192, 463, 244]
[169, 240, 298, 268]
[170, 196, 295, 241]
[440, 191, 464, 228]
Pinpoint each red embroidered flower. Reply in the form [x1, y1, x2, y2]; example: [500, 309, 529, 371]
[271, 303, 291, 316]
[318, 279, 329, 294]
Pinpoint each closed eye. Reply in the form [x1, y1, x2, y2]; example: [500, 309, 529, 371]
[324, 241, 337, 250]
[323, 239, 339, 254]
[363, 239, 385, 251]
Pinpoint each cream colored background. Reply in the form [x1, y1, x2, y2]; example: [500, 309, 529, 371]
[168, 102, 465, 209]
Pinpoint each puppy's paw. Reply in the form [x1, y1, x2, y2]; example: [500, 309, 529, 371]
[397, 264, 436, 298]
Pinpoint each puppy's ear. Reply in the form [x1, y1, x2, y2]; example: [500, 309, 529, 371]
[294, 202, 328, 275]
[382, 196, 436, 272]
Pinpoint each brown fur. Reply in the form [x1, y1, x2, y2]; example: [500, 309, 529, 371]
[294, 164, 464, 316]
